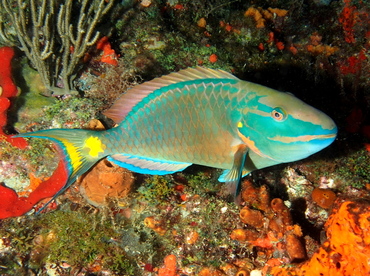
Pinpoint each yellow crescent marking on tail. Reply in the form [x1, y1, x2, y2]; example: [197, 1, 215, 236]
[84, 136, 106, 158]
[62, 139, 83, 170]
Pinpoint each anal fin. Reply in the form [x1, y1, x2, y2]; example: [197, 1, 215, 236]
[108, 154, 192, 175]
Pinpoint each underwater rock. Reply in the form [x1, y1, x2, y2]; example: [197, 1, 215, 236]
[241, 179, 270, 212]
[231, 180, 306, 264]
[280, 167, 314, 200]
[78, 159, 134, 207]
[265, 200, 370, 275]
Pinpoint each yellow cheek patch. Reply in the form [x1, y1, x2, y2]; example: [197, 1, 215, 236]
[84, 136, 106, 157]
[238, 122, 243, 128]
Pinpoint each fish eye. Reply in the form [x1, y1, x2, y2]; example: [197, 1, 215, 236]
[271, 108, 286, 121]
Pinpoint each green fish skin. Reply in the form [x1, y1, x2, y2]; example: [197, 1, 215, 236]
[16, 67, 337, 203]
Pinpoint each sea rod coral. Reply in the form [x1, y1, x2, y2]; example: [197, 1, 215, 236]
[0, 0, 113, 95]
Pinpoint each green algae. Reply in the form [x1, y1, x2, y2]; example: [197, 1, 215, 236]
[132, 171, 243, 272]
[186, 171, 222, 195]
[42, 97, 100, 128]
[16, 95, 103, 133]
[334, 148, 370, 190]
[0, 208, 137, 275]
[0, 138, 57, 191]
[295, 147, 370, 191]
[137, 175, 175, 204]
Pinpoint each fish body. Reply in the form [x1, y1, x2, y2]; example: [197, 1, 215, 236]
[17, 67, 337, 202]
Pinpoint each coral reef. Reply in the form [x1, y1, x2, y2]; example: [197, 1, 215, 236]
[0, 46, 27, 148]
[231, 180, 306, 264]
[265, 200, 370, 275]
[244, 7, 288, 29]
[78, 159, 134, 207]
[0, 206, 136, 275]
[0, 0, 369, 274]
[96, 36, 119, 66]
[0, 0, 114, 95]
[144, 216, 167, 236]
[0, 159, 68, 219]
[77, 58, 139, 110]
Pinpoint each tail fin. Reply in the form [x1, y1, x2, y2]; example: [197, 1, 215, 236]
[16, 128, 108, 212]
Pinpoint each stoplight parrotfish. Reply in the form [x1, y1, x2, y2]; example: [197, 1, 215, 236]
[16, 67, 337, 206]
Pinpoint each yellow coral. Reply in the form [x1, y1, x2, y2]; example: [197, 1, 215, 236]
[267, 8, 288, 17]
[306, 44, 339, 56]
[144, 216, 166, 235]
[197, 17, 207, 28]
[244, 7, 266, 28]
[245, 7, 288, 28]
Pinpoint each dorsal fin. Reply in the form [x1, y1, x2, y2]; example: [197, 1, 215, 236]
[103, 66, 239, 123]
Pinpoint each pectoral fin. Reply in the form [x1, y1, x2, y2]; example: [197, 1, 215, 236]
[218, 144, 249, 202]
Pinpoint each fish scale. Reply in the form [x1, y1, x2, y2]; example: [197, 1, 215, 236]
[16, 67, 337, 209]
[104, 79, 241, 169]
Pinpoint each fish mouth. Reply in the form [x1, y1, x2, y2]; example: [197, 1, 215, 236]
[315, 124, 338, 141]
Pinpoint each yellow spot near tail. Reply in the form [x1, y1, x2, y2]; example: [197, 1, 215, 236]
[238, 122, 243, 128]
[84, 136, 106, 157]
